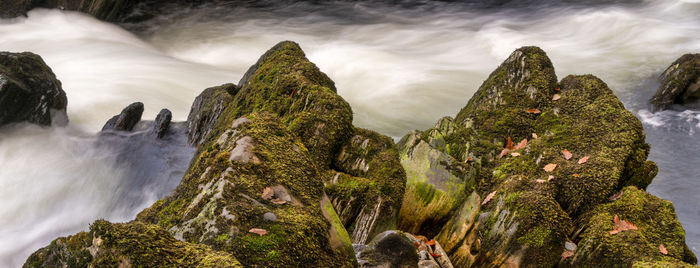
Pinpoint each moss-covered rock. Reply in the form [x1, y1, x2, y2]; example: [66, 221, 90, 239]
[650, 53, 700, 111]
[137, 112, 357, 267]
[0, 51, 68, 127]
[397, 46, 692, 267]
[24, 220, 242, 268]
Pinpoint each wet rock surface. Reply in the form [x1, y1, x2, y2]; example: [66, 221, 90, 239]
[650, 53, 700, 111]
[101, 102, 144, 132]
[0, 52, 67, 127]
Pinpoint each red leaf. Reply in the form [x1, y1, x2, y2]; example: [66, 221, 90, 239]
[562, 150, 573, 160]
[498, 148, 510, 159]
[429, 252, 442, 258]
[261, 187, 274, 200]
[543, 163, 557, 172]
[578, 156, 590, 164]
[481, 191, 496, 206]
[526, 108, 541, 114]
[425, 240, 436, 246]
[506, 137, 514, 150]
[562, 250, 574, 258]
[249, 228, 268, 236]
[609, 214, 638, 235]
[660, 244, 668, 255]
[552, 94, 561, 101]
[572, 174, 580, 178]
[513, 139, 528, 150]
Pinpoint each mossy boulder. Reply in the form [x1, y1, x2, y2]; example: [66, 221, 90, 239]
[137, 112, 357, 267]
[24, 220, 242, 268]
[397, 46, 692, 267]
[0, 52, 68, 127]
[326, 127, 406, 244]
[650, 53, 700, 111]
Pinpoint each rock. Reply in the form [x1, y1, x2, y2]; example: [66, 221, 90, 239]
[0, 52, 67, 127]
[186, 83, 234, 146]
[564, 241, 577, 251]
[397, 46, 693, 267]
[0, 0, 32, 18]
[650, 53, 700, 111]
[101, 102, 144, 132]
[151, 108, 172, 138]
[263, 212, 277, 222]
[0, 0, 139, 22]
[418, 260, 440, 268]
[24, 220, 242, 267]
[355, 231, 419, 268]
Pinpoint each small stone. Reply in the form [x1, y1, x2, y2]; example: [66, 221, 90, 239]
[565, 241, 577, 251]
[263, 212, 277, 222]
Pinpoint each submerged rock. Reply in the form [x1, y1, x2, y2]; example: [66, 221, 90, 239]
[24, 220, 242, 267]
[0, 52, 68, 127]
[650, 53, 700, 111]
[397, 46, 693, 267]
[101, 102, 144, 132]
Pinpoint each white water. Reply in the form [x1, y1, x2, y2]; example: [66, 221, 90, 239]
[1, 0, 700, 266]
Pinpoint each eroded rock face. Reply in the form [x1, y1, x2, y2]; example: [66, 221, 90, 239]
[397, 47, 694, 267]
[24, 220, 242, 268]
[186, 83, 235, 146]
[0, 52, 68, 127]
[649, 53, 700, 111]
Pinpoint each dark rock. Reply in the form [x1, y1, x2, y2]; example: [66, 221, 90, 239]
[0, 52, 68, 127]
[0, 0, 139, 22]
[186, 83, 234, 146]
[650, 53, 700, 111]
[102, 102, 144, 132]
[151, 108, 171, 138]
[356, 231, 419, 268]
[0, 0, 32, 18]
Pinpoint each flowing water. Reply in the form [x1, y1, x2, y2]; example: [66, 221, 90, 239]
[1, 0, 699, 266]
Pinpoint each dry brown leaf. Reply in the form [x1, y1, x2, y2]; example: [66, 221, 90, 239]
[271, 198, 287, 205]
[511, 152, 521, 157]
[562, 150, 573, 160]
[425, 240, 436, 246]
[609, 191, 624, 201]
[532, 133, 538, 139]
[660, 244, 668, 255]
[498, 148, 510, 159]
[481, 191, 496, 206]
[572, 174, 580, 178]
[513, 139, 528, 150]
[261, 187, 274, 200]
[552, 94, 561, 101]
[249, 228, 268, 236]
[506, 137, 514, 150]
[429, 252, 442, 258]
[562, 250, 574, 258]
[543, 163, 557, 172]
[536, 179, 546, 183]
[609, 214, 638, 235]
[526, 108, 541, 114]
[548, 175, 555, 181]
[578, 156, 590, 164]
[555, 87, 561, 92]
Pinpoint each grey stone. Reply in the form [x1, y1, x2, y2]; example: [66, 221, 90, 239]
[102, 102, 143, 132]
[151, 108, 172, 138]
[263, 212, 277, 222]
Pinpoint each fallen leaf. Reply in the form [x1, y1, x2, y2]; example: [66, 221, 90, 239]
[543, 163, 557, 172]
[466, 157, 472, 162]
[498, 148, 510, 159]
[413, 241, 421, 249]
[532, 133, 538, 139]
[552, 94, 561, 101]
[429, 252, 442, 258]
[481, 191, 496, 206]
[660, 244, 668, 255]
[249, 228, 268, 236]
[271, 198, 287, 205]
[555, 87, 561, 92]
[548, 175, 555, 181]
[513, 139, 528, 150]
[511, 152, 521, 157]
[562, 250, 574, 258]
[573, 174, 580, 178]
[261, 187, 274, 200]
[506, 137, 514, 150]
[425, 240, 436, 246]
[609, 214, 638, 235]
[609, 191, 624, 201]
[536, 179, 546, 183]
[578, 156, 590, 164]
[562, 150, 573, 160]
[526, 108, 541, 114]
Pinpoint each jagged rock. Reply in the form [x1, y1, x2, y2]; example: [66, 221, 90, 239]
[0, 52, 67, 127]
[327, 127, 406, 244]
[355, 231, 419, 268]
[136, 113, 357, 267]
[101, 102, 144, 132]
[397, 46, 693, 267]
[650, 53, 700, 111]
[186, 83, 235, 146]
[24, 220, 242, 267]
[151, 108, 172, 138]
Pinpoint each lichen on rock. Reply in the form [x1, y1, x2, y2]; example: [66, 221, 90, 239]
[649, 53, 700, 111]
